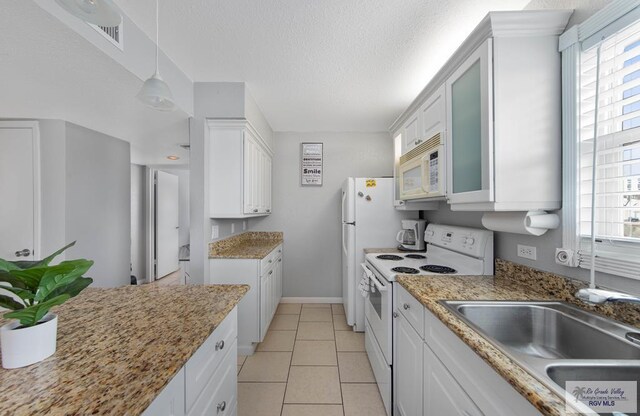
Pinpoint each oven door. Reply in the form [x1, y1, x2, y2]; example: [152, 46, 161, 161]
[362, 263, 392, 366]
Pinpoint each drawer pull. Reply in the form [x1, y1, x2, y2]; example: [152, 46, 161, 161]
[269, 270, 273, 275]
[217, 401, 227, 413]
[278, 259, 282, 262]
[403, 303, 410, 310]
[215, 340, 225, 351]
[268, 260, 273, 263]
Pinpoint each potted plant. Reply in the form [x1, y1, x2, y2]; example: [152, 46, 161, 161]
[0, 242, 93, 369]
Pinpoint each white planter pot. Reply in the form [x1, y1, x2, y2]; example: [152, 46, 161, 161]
[1, 313, 58, 369]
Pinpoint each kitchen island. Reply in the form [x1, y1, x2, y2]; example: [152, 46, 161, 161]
[0, 283, 248, 415]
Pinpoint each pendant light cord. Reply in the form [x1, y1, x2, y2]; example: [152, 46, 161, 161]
[155, 0, 159, 74]
[589, 44, 602, 289]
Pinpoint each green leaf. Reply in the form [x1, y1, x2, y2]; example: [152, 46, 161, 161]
[0, 270, 27, 289]
[34, 259, 94, 302]
[29, 241, 76, 268]
[9, 268, 48, 291]
[0, 259, 21, 273]
[43, 277, 93, 301]
[0, 285, 34, 302]
[0, 295, 24, 311]
[4, 241, 77, 271]
[4, 294, 69, 327]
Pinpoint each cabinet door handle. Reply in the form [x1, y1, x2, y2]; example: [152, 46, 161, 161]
[268, 260, 272, 263]
[403, 303, 410, 310]
[217, 401, 227, 413]
[253, 209, 259, 213]
[269, 270, 273, 275]
[215, 340, 225, 351]
[278, 259, 282, 263]
[393, 312, 399, 318]
[266, 209, 271, 213]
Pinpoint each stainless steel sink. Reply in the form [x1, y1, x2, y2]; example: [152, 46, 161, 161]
[450, 302, 640, 360]
[440, 301, 640, 411]
[547, 364, 640, 415]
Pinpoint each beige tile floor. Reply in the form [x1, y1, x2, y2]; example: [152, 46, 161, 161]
[237, 303, 386, 416]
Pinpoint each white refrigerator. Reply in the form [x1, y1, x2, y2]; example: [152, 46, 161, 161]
[341, 177, 416, 332]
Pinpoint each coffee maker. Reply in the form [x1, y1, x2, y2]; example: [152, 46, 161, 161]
[396, 219, 427, 251]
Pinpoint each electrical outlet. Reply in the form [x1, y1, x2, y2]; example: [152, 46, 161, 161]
[517, 244, 537, 260]
[231, 223, 235, 233]
[243, 220, 247, 231]
[211, 225, 219, 239]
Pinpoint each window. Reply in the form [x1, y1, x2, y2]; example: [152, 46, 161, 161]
[560, 2, 640, 279]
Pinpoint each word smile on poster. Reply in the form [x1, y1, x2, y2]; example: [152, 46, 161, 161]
[301, 143, 323, 186]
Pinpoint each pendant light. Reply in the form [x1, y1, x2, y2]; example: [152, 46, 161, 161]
[55, 0, 122, 27]
[137, 0, 175, 111]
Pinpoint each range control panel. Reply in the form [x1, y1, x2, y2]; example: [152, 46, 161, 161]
[424, 224, 494, 259]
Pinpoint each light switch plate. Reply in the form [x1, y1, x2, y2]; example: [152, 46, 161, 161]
[211, 225, 219, 239]
[517, 244, 537, 260]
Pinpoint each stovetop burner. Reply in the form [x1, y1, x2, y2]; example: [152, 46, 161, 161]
[391, 266, 420, 274]
[404, 254, 426, 259]
[420, 265, 457, 274]
[376, 254, 404, 261]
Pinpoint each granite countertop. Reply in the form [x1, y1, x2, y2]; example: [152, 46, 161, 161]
[209, 231, 283, 259]
[0, 284, 249, 416]
[396, 259, 640, 416]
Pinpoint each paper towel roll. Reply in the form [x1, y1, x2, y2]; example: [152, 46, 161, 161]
[481, 211, 559, 236]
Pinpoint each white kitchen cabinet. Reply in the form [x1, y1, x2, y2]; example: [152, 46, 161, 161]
[392, 285, 539, 416]
[394, 311, 423, 416]
[418, 84, 446, 145]
[391, 11, 569, 212]
[423, 343, 482, 416]
[444, 19, 565, 211]
[210, 245, 283, 355]
[143, 308, 238, 416]
[208, 119, 273, 218]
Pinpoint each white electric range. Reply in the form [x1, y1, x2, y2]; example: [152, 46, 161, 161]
[362, 223, 494, 416]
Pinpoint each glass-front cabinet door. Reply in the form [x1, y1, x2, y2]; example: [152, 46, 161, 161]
[446, 39, 494, 205]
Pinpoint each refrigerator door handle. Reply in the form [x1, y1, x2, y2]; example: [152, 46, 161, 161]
[341, 191, 348, 223]
[342, 224, 349, 257]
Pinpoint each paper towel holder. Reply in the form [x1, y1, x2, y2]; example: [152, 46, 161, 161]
[481, 210, 560, 236]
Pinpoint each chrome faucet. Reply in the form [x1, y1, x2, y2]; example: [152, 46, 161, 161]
[576, 288, 640, 305]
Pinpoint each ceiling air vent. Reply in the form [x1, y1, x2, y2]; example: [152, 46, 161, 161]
[90, 22, 123, 50]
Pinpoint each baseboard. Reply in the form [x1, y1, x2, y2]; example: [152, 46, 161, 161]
[237, 344, 257, 356]
[280, 297, 343, 304]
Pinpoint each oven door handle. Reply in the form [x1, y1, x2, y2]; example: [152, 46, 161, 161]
[362, 264, 387, 292]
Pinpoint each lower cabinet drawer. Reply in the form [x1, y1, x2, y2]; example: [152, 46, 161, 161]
[396, 285, 424, 338]
[188, 338, 238, 416]
[185, 308, 237, 412]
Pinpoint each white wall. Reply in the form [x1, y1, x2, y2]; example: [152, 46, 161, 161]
[130, 164, 146, 281]
[64, 123, 131, 288]
[252, 132, 393, 298]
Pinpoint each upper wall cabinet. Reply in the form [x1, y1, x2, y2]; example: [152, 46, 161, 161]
[391, 10, 572, 212]
[401, 85, 445, 155]
[208, 120, 273, 218]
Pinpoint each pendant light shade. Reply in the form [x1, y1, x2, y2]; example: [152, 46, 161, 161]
[55, 0, 122, 27]
[137, 71, 175, 111]
[137, 0, 175, 111]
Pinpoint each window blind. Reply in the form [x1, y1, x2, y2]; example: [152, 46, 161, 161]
[578, 18, 640, 279]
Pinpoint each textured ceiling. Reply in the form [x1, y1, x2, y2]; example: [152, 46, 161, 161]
[0, 1, 190, 165]
[113, 0, 530, 132]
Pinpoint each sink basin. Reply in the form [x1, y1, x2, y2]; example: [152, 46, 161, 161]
[449, 302, 640, 360]
[439, 301, 640, 412]
[547, 364, 640, 415]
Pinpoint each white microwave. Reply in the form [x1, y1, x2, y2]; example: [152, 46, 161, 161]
[399, 133, 444, 200]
